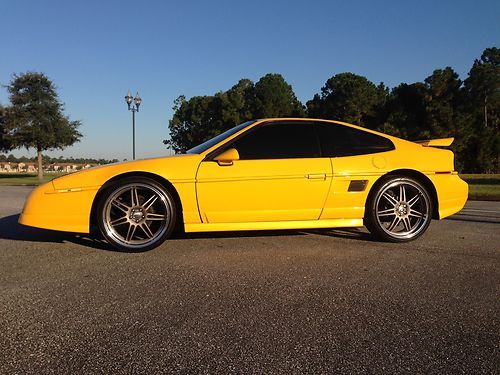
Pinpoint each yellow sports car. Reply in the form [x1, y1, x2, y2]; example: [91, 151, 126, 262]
[20, 118, 468, 251]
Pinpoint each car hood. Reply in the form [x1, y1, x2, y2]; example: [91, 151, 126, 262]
[52, 153, 203, 190]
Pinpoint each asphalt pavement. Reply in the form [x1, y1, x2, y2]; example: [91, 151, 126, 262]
[0, 186, 498, 374]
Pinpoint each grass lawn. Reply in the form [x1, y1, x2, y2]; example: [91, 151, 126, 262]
[0, 172, 499, 201]
[460, 174, 500, 201]
[0, 173, 68, 186]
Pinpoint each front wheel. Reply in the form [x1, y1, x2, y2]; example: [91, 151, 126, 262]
[97, 177, 176, 251]
[365, 177, 433, 242]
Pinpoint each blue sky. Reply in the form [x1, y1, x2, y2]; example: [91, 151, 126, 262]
[0, 0, 498, 160]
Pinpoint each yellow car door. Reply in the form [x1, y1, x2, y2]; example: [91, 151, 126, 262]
[195, 121, 332, 223]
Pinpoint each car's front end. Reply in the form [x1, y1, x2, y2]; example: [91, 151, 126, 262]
[19, 180, 99, 233]
[19, 154, 204, 234]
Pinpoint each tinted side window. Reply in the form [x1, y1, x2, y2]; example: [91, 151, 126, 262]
[229, 123, 320, 160]
[317, 123, 394, 157]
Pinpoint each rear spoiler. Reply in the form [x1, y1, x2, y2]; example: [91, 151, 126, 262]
[414, 137, 454, 147]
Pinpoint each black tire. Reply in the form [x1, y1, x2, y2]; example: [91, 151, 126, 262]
[96, 177, 176, 251]
[365, 176, 433, 242]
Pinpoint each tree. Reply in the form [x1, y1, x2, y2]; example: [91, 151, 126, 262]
[165, 94, 223, 153]
[0, 105, 11, 151]
[219, 79, 255, 125]
[422, 68, 473, 171]
[306, 72, 385, 128]
[381, 83, 427, 139]
[423, 67, 462, 137]
[462, 47, 499, 172]
[253, 74, 305, 118]
[3, 72, 82, 180]
[164, 48, 498, 172]
[465, 47, 500, 129]
[165, 74, 304, 153]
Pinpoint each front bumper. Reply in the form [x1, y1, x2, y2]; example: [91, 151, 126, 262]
[19, 181, 99, 233]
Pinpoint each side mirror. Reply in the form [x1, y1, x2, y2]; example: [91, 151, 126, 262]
[213, 148, 239, 166]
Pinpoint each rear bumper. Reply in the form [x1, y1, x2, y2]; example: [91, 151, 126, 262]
[428, 173, 468, 219]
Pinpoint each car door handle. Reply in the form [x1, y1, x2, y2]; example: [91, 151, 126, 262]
[307, 173, 326, 180]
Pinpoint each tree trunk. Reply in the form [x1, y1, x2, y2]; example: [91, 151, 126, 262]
[37, 149, 43, 182]
[484, 95, 488, 128]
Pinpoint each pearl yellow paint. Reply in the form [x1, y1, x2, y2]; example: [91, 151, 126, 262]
[19, 118, 468, 234]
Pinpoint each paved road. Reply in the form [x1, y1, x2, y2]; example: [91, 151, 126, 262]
[0, 186, 498, 374]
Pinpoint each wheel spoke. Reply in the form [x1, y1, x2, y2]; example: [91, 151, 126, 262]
[131, 187, 140, 206]
[140, 223, 154, 238]
[110, 216, 128, 226]
[378, 208, 396, 217]
[146, 213, 167, 221]
[125, 224, 137, 242]
[409, 209, 426, 219]
[387, 216, 401, 232]
[407, 194, 420, 207]
[399, 184, 406, 202]
[382, 192, 399, 207]
[143, 195, 158, 211]
[111, 199, 130, 213]
[402, 217, 412, 231]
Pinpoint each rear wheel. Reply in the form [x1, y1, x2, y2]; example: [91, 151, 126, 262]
[97, 177, 176, 251]
[365, 177, 432, 242]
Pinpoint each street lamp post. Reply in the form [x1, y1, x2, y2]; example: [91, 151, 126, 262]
[124, 90, 142, 160]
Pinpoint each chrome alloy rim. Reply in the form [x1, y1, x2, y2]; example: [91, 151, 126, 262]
[103, 183, 171, 248]
[375, 180, 430, 239]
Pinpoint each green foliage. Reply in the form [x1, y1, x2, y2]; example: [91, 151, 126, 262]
[165, 74, 303, 153]
[464, 47, 500, 120]
[2, 72, 83, 180]
[3, 72, 82, 153]
[165, 95, 225, 154]
[220, 79, 255, 125]
[423, 67, 462, 137]
[306, 72, 384, 128]
[461, 47, 500, 173]
[381, 83, 427, 139]
[253, 74, 305, 118]
[0, 105, 12, 151]
[166, 48, 498, 173]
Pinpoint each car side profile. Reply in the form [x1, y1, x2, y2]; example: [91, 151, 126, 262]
[19, 118, 468, 251]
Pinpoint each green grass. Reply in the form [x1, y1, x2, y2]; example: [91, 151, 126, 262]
[460, 174, 500, 184]
[460, 174, 500, 201]
[0, 173, 68, 186]
[466, 184, 500, 201]
[1, 172, 499, 201]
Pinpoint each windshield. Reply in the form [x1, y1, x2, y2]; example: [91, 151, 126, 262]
[186, 121, 256, 154]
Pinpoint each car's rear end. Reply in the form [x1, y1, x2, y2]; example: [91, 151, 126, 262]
[414, 138, 468, 219]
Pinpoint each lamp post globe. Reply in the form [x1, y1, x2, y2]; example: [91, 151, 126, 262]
[125, 90, 133, 109]
[134, 92, 142, 109]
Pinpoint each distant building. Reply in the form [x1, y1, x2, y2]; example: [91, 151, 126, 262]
[1, 162, 100, 174]
[23, 163, 37, 173]
[0, 162, 18, 172]
[48, 163, 78, 173]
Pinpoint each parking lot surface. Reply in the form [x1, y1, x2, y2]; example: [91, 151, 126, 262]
[0, 186, 498, 373]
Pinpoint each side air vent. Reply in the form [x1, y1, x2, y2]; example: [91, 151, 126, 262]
[348, 180, 368, 192]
